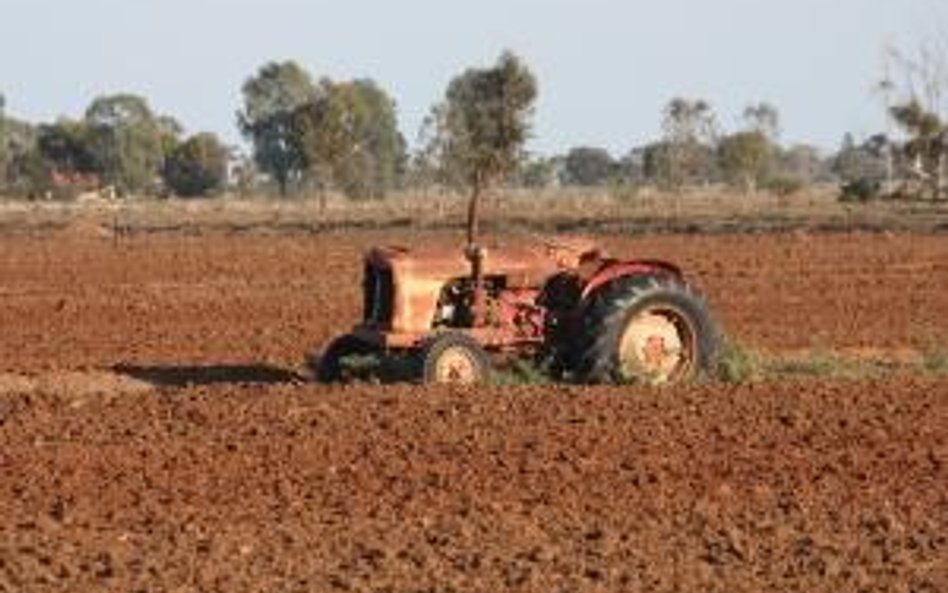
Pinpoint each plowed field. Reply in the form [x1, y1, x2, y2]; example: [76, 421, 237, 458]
[0, 230, 945, 371]
[0, 227, 946, 592]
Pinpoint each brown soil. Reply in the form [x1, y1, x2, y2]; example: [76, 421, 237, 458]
[1, 379, 945, 592]
[0, 228, 946, 592]
[0, 230, 945, 373]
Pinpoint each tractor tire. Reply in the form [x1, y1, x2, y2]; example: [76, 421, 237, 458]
[316, 334, 378, 383]
[419, 332, 491, 384]
[574, 274, 719, 385]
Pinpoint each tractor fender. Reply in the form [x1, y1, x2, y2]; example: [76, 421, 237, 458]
[580, 259, 683, 301]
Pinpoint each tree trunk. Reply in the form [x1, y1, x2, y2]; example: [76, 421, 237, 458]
[466, 174, 487, 327]
[466, 176, 482, 248]
[937, 151, 946, 201]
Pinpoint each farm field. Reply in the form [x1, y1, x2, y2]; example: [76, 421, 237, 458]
[0, 219, 946, 592]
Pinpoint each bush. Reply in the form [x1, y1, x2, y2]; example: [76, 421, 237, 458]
[839, 178, 882, 203]
[716, 339, 764, 384]
[763, 175, 806, 197]
[163, 133, 228, 198]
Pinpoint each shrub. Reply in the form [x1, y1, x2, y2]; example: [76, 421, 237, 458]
[716, 339, 764, 384]
[839, 178, 882, 203]
[763, 175, 806, 197]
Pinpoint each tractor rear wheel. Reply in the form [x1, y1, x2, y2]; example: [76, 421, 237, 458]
[419, 332, 491, 384]
[316, 334, 379, 383]
[575, 274, 719, 385]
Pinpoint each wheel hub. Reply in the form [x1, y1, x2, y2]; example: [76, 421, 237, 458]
[434, 346, 480, 384]
[619, 310, 689, 384]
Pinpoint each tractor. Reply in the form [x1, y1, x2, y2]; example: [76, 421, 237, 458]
[317, 212, 721, 385]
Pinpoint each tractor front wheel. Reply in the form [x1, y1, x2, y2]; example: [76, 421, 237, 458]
[419, 332, 491, 384]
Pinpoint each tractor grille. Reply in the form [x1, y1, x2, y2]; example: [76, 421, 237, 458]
[363, 263, 394, 326]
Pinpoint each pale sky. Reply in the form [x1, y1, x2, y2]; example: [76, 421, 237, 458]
[1, 0, 945, 156]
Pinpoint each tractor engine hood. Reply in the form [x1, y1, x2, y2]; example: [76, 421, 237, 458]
[362, 237, 601, 335]
[367, 236, 600, 286]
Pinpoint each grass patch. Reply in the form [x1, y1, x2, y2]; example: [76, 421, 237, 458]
[766, 349, 889, 380]
[714, 341, 907, 384]
[716, 340, 766, 384]
[492, 359, 553, 386]
[922, 346, 948, 375]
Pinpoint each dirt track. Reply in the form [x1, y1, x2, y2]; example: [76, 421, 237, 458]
[0, 228, 946, 592]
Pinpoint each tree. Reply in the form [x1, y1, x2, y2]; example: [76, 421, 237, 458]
[743, 102, 781, 141]
[832, 133, 888, 185]
[659, 97, 718, 189]
[777, 144, 832, 185]
[889, 100, 945, 199]
[879, 40, 948, 200]
[519, 155, 558, 189]
[0, 94, 7, 185]
[162, 133, 228, 197]
[562, 146, 615, 186]
[36, 120, 99, 175]
[84, 94, 168, 194]
[425, 51, 538, 245]
[715, 103, 780, 193]
[237, 61, 317, 196]
[292, 78, 406, 200]
[717, 131, 772, 193]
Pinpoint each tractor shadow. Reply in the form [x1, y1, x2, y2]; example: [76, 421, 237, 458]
[112, 363, 308, 388]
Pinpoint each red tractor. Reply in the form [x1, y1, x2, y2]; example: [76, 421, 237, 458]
[318, 224, 720, 385]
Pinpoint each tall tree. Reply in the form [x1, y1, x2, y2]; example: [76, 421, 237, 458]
[293, 78, 406, 200]
[881, 41, 948, 200]
[717, 103, 780, 193]
[0, 94, 7, 185]
[659, 97, 717, 189]
[890, 100, 945, 199]
[425, 51, 538, 245]
[717, 131, 771, 193]
[84, 94, 168, 194]
[237, 61, 317, 195]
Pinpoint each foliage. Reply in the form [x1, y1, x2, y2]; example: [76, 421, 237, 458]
[717, 131, 772, 193]
[518, 156, 558, 188]
[832, 133, 888, 184]
[762, 175, 806, 197]
[889, 100, 946, 200]
[743, 102, 780, 140]
[776, 144, 831, 185]
[426, 51, 538, 195]
[292, 79, 406, 200]
[922, 346, 948, 374]
[84, 94, 171, 194]
[0, 94, 7, 183]
[716, 339, 765, 384]
[562, 146, 614, 186]
[839, 178, 882, 202]
[162, 133, 228, 197]
[643, 139, 716, 189]
[657, 98, 718, 189]
[37, 120, 99, 174]
[237, 61, 317, 195]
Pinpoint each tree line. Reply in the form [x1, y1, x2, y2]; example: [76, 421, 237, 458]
[0, 45, 945, 201]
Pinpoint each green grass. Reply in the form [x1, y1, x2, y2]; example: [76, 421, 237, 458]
[716, 340, 766, 384]
[922, 346, 948, 375]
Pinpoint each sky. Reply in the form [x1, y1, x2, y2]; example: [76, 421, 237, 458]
[1, 0, 945, 156]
